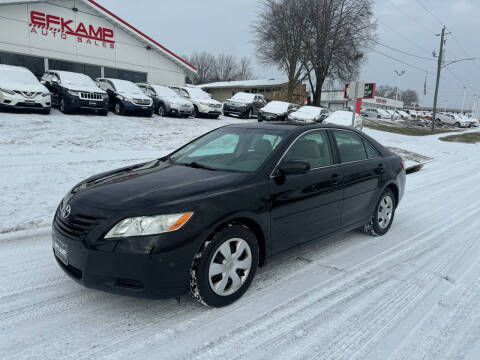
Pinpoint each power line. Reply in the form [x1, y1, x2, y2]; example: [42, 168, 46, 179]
[376, 19, 432, 56]
[385, 0, 437, 34]
[414, 0, 444, 26]
[371, 40, 436, 61]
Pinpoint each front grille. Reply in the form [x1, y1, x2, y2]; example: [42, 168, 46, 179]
[15, 91, 42, 98]
[15, 102, 43, 108]
[54, 210, 103, 239]
[79, 92, 103, 101]
[211, 104, 222, 109]
[133, 98, 151, 106]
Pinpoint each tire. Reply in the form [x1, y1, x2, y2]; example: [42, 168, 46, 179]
[190, 224, 259, 307]
[192, 105, 199, 118]
[435, 119, 442, 126]
[377, 115, 381, 119]
[363, 188, 396, 236]
[158, 104, 166, 117]
[455, 122, 460, 128]
[114, 101, 123, 115]
[224, 112, 230, 117]
[246, 109, 253, 119]
[60, 98, 71, 114]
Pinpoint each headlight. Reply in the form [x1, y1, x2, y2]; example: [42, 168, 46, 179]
[104, 212, 193, 238]
[41, 92, 50, 97]
[199, 102, 212, 107]
[1, 88, 16, 95]
[68, 90, 79, 96]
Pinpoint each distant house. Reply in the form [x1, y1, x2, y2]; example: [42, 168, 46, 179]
[199, 79, 307, 104]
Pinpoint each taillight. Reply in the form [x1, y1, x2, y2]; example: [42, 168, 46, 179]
[400, 160, 405, 170]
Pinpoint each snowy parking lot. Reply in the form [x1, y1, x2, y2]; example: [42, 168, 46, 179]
[1, 110, 480, 359]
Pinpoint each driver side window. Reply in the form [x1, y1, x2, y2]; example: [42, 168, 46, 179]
[283, 130, 332, 169]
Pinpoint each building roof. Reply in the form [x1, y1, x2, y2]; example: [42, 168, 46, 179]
[200, 79, 288, 89]
[0, 0, 197, 73]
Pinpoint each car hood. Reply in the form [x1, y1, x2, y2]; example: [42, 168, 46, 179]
[69, 160, 248, 211]
[62, 83, 106, 93]
[118, 91, 150, 100]
[1, 82, 48, 93]
[289, 112, 318, 121]
[164, 96, 192, 106]
[194, 97, 221, 105]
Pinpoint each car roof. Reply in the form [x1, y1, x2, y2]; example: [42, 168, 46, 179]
[225, 121, 354, 132]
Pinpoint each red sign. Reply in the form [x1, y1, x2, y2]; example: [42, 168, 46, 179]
[375, 98, 387, 104]
[28, 10, 115, 48]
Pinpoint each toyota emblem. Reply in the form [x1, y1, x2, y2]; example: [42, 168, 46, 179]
[61, 204, 71, 219]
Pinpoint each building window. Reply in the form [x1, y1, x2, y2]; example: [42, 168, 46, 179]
[104, 67, 147, 83]
[259, 89, 265, 93]
[0, 51, 45, 78]
[49, 59, 101, 80]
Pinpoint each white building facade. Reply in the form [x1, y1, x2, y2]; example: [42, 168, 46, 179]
[0, 0, 196, 84]
[321, 90, 404, 111]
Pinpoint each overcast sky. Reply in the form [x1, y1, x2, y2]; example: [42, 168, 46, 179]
[98, 0, 480, 109]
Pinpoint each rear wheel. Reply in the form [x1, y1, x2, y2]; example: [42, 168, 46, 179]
[455, 122, 460, 128]
[190, 224, 259, 307]
[435, 118, 442, 126]
[363, 188, 396, 236]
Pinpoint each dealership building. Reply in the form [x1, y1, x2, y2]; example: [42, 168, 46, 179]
[320, 89, 404, 111]
[0, 0, 196, 84]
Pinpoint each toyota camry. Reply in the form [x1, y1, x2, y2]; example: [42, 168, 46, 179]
[52, 122, 405, 307]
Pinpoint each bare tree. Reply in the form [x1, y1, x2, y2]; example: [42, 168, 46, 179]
[212, 53, 240, 82]
[253, 0, 310, 101]
[186, 51, 216, 85]
[400, 89, 419, 106]
[238, 57, 255, 80]
[303, 0, 376, 105]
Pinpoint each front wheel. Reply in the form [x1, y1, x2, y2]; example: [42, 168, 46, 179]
[60, 98, 71, 114]
[158, 104, 166, 117]
[246, 109, 253, 119]
[363, 188, 396, 236]
[190, 224, 259, 307]
[114, 102, 123, 115]
[455, 122, 460, 128]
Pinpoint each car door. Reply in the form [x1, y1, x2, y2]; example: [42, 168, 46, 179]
[269, 129, 343, 253]
[330, 129, 384, 229]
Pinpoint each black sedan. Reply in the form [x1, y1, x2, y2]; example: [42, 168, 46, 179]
[52, 122, 405, 307]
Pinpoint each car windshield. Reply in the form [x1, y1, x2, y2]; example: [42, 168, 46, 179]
[0, 68, 38, 84]
[231, 93, 256, 103]
[152, 85, 178, 97]
[58, 72, 96, 86]
[111, 79, 142, 93]
[168, 127, 285, 172]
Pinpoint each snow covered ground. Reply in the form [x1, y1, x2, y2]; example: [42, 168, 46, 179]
[1, 109, 480, 359]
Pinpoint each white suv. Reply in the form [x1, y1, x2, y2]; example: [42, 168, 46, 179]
[362, 108, 387, 119]
[170, 86, 223, 118]
[0, 64, 51, 114]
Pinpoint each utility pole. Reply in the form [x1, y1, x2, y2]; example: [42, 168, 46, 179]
[432, 26, 446, 133]
[460, 86, 467, 114]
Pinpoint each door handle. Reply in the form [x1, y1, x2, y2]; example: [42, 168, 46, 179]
[330, 173, 342, 185]
[376, 163, 385, 174]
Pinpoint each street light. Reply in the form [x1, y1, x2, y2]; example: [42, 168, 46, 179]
[394, 70, 405, 111]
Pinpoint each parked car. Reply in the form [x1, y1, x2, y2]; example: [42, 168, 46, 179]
[443, 113, 470, 128]
[96, 78, 153, 116]
[41, 70, 108, 115]
[137, 83, 193, 117]
[257, 101, 298, 122]
[324, 110, 363, 130]
[433, 112, 451, 125]
[395, 110, 411, 120]
[404, 109, 418, 119]
[288, 106, 329, 123]
[52, 122, 405, 307]
[384, 109, 399, 120]
[460, 114, 479, 128]
[0, 65, 51, 114]
[223, 92, 267, 119]
[170, 86, 222, 118]
[362, 108, 387, 119]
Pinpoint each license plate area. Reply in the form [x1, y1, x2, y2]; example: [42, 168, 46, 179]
[53, 236, 68, 265]
[89, 101, 97, 106]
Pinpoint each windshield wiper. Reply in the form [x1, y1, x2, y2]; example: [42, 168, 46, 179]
[183, 162, 217, 171]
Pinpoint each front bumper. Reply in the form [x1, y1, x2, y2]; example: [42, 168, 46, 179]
[52, 227, 198, 298]
[122, 100, 153, 114]
[168, 104, 193, 116]
[197, 103, 222, 115]
[65, 96, 108, 111]
[0, 92, 51, 109]
[223, 104, 248, 115]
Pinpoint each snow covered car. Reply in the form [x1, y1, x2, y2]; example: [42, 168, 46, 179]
[460, 115, 479, 128]
[362, 108, 385, 119]
[395, 110, 411, 120]
[324, 110, 363, 130]
[170, 86, 223, 118]
[41, 70, 108, 115]
[433, 112, 451, 126]
[0, 65, 51, 114]
[137, 83, 193, 117]
[96, 78, 153, 116]
[257, 101, 299, 122]
[223, 92, 267, 119]
[442, 114, 470, 128]
[404, 109, 419, 119]
[52, 122, 405, 307]
[288, 106, 329, 123]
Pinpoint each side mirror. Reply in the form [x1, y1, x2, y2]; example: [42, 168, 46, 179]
[279, 160, 310, 175]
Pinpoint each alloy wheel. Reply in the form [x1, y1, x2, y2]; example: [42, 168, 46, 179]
[208, 238, 252, 296]
[158, 105, 165, 117]
[377, 195, 393, 229]
[115, 102, 121, 115]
